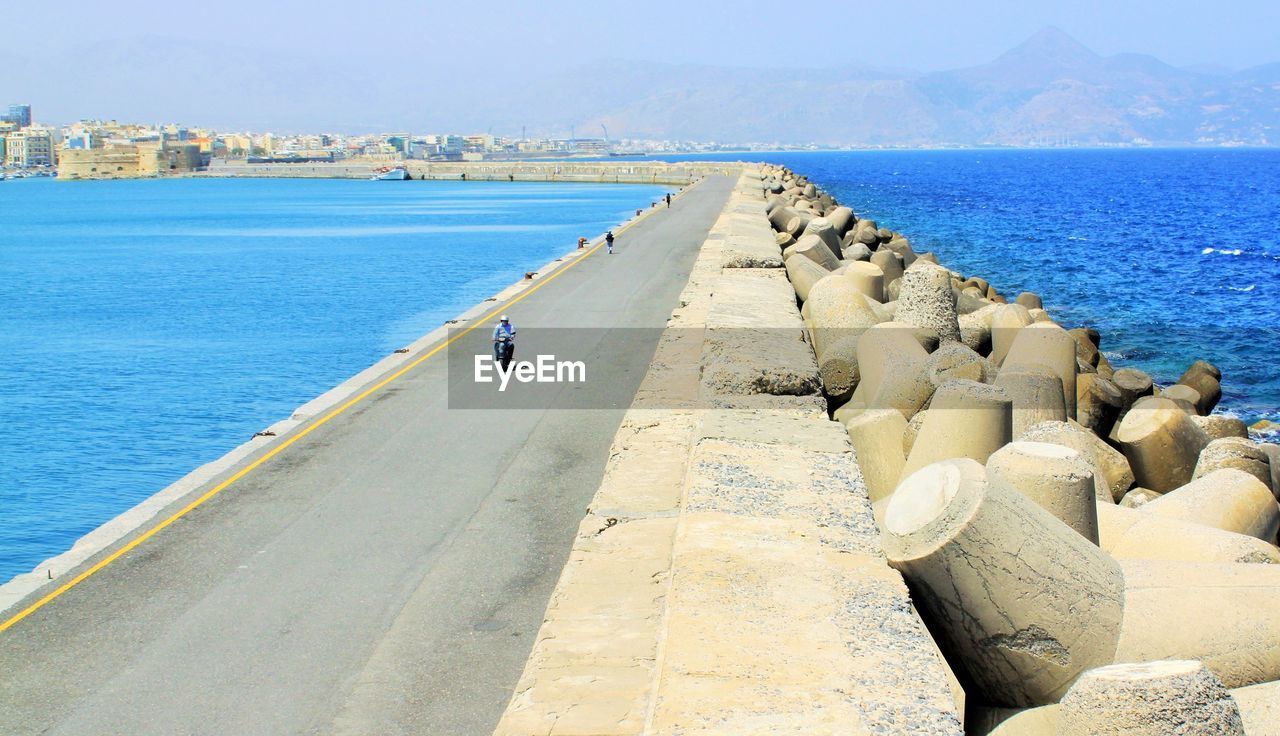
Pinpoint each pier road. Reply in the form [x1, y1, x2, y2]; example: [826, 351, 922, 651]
[0, 175, 737, 735]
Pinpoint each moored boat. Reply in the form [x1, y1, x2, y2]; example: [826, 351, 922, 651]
[371, 166, 409, 181]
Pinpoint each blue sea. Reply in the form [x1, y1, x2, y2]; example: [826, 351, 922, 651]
[662, 148, 1280, 428]
[0, 178, 668, 581]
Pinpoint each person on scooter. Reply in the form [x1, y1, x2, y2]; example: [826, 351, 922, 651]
[493, 314, 516, 370]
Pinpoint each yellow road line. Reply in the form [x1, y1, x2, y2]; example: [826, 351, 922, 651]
[0, 179, 702, 633]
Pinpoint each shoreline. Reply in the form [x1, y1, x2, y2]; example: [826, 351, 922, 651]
[0, 174, 714, 621]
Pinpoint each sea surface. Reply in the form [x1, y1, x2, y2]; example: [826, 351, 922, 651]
[0, 177, 668, 582]
[659, 148, 1280, 429]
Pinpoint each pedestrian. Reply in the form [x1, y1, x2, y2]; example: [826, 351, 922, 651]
[665, 193, 672, 207]
[578, 236, 588, 249]
[605, 231, 615, 254]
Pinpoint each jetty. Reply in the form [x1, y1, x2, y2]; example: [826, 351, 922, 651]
[4, 161, 1280, 735]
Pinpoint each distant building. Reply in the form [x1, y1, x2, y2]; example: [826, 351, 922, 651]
[4, 126, 56, 166]
[3, 104, 32, 129]
[58, 140, 204, 179]
[572, 138, 609, 154]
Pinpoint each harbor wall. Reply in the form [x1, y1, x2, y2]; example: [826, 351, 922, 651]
[195, 159, 743, 185]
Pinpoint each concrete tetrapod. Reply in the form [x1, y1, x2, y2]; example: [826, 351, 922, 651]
[870, 249, 904, 286]
[1001, 322, 1078, 420]
[989, 303, 1034, 367]
[986, 442, 1098, 543]
[1114, 560, 1280, 689]
[783, 253, 831, 302]
[843, 261, 885, 303]
[802, 216, 844, 259]
[994, 371, 1067, 440]
[850, 322, 934, 420]
[791, 233, 842, 271]
[843, 408, 907, 518]
[1137, 468, 1280, 541]
[1114, 396, 1211, 492]
[882, 459, 1126, 707]
[1095, 501, 1280, 564]
[900, 379, 1012, 480]
[1191, 414, 1250, 441]
[1162, 383, 1203, 414]
[825, 205, 854, 236]
[894, 262, 962, 344]
[1192, 436, 1274, 494]
[1056, 660, 1245, 736]
[1177, 359, 1223, 415]
[1075, 373, 1124, 438]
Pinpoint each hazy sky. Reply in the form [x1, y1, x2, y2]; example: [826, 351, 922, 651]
[11, 0, 1280, 72]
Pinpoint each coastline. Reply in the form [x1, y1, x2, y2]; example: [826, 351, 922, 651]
[0, 174, 715, 621]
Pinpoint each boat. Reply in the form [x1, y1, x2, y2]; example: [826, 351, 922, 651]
[371, 165, 410, 181]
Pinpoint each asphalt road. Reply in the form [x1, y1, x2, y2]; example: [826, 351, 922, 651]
[0, 175, 735, 735]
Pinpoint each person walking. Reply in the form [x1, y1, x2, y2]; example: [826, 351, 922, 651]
[665, 193, 672, 208]
[605, 231, 615, 254]
[493, 314, 516, 370]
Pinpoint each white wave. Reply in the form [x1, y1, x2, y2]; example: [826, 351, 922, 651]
[1227, 284, 1256, 292]
[1201, 247, 1215, 254]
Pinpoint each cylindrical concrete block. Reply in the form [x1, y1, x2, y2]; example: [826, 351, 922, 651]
[895, 262, 962, 344]
[1056, 660, 1244, 736]
[1076, 373, 1124, 437]
[925, 341, 992, 388]
[1231, 680, 1280, 736]
[1115, 560, 1280, 689]
[825, 206, 854, 236]
[792, 233, 841, 271]
[774, 231, 796, 249]
[1191, 414, 1249, 440]
[995, 371, 1067, 440]
[804, 273, 881, 361]
[841, 241, 873, 262]
[1115, 397, 1211, 492]
[883, 459, 1125, 706]
[987, 442, 1098, 543]
[1138, 467, 1279, 540]
[1192, 437, 1274, 494]
[870, 249, 904, 285]
[1097, 501, 1280, 564]
[844, 408, 907, 510]
[817, 334, 860, 405]
[803, 217, 844, 260]
[767, 205, 799, 233]
[851, 322, 934, 420]
[989, 303, 1034, 367]
[783, 253, 831, 302]
[900, 379, 1012, 480]
[1178, 360, 1223, 415]
[1001, 322, 1077, 420]
[1019, 420, 1134, 502]
[843, 261, 885, 303]
[1112, 368, 1155, 407]
[1015, 291, 1043, 310]
[1161, 383, 1203, 414]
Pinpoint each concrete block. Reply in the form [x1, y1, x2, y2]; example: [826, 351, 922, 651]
[1056, 660, 1244, 736]
[987, 441, 1099, 543]
[1115, 396, 1211, 492]
[1137, 468, 1279, 541]
[989, 303, 1034, 367]
[1001, 322, 1078, 420]
[844, 409, 908, 511]
[883, 459, 1126, 706]
[1096, 501, 1280, 564]
[995, 371, 1067, 440]
[901, 379, 1012, 480]
[783, 253, 830, 302]
[1193, 436, 1274, 494]
[895, 262, 962, 344]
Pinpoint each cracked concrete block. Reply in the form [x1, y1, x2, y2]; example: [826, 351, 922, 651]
[1137, 468, 1279, 541]
[1115, 396, 1211, 492]
[1096, 501, 1280, 564]
[1115, 560, 1280, 689]
[882, 458, 1126, 706]
[1001, 322, 1078, 420]
[1056, 660, 1244, 736]
[987, 441, 1098, 543]
[900, 379, 1012, 480]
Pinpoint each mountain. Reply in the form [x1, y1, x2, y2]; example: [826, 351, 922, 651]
[4, 28, 1277, 145]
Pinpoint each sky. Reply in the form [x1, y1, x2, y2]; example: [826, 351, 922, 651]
[8, 0, 1280, 73]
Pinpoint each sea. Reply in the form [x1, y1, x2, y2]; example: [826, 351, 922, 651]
[0, 177, 669, 582]
[2, 150, 1279, 582]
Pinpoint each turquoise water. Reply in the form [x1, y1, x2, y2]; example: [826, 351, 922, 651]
[0, 177, 667, 581]
[659, 149, 1280, 430]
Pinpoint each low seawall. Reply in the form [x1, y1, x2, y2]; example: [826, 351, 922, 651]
[195, 160, 744, 185]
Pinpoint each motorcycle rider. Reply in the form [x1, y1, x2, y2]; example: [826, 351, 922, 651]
[493, 314, 516, 370]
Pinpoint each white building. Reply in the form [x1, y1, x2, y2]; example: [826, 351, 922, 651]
[5, 125, 57, 167]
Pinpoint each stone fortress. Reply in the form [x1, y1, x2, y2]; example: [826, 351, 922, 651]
[492, 165, 1280, 734]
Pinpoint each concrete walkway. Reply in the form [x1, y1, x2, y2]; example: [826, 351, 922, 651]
[0, 175, 736, 736]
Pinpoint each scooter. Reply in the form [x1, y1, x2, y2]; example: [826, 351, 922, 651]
[493, 337, 515, 372]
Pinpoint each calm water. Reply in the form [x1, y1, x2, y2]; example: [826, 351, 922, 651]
[0, 177, 667, 581]
[662, 149, 1280, 429]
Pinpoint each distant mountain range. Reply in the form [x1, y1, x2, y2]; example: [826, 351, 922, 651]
[6, 27, 1278, 146]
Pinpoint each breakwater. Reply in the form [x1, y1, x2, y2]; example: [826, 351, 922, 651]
[495, 165, 1280, 734]
[197, 159, 742, 185]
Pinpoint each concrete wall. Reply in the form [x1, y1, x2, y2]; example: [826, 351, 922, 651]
[196, 159, 745, 185]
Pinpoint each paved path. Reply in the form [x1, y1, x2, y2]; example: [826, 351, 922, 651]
[0, 175, 735, 735]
